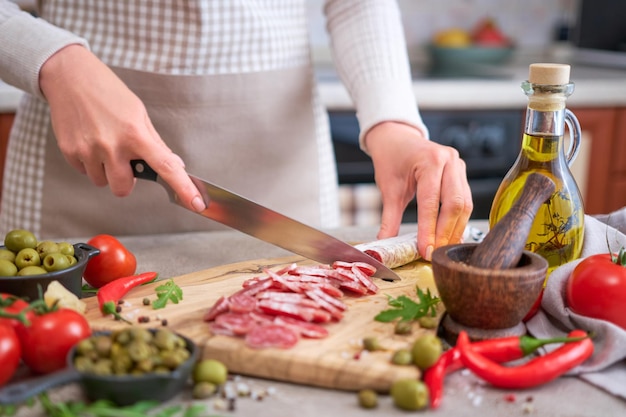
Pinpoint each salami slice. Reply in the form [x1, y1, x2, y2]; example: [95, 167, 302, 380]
[305, 289, 344, 321]
[245, 324, 299, 349]
[204, 295, 230, 321]
[215, 312, 257, 335]
[228, 293, 258, 314]
[274, 316, 329, 339]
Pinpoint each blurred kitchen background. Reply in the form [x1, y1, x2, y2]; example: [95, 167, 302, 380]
[2, 0, 626, 228]
[307, 0, 576, 56]
[305, 0, 626, 227]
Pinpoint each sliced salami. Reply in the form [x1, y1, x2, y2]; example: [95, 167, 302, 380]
[274, 316, 329, 339]
[204, 295, 230, 321]
[204, 260, 379, 349]
[245, 324, 299, 349]
[215, 312, 257, 335]
[228, 293, 258, 314]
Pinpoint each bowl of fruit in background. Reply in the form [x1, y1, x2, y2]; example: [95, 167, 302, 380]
[428, 17, 515, 77]
[0, 229, 100, 301]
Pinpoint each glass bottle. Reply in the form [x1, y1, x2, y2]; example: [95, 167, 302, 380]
[489, 63, 584, 275]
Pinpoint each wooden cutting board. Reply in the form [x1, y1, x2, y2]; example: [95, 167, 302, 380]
[82, 256, 440, 392]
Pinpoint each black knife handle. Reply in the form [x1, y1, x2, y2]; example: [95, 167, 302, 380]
[130, 160, 158, 182]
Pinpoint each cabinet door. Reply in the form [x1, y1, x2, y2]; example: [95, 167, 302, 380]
[570, 108, 616, 215]
[608, 108, 626, 211]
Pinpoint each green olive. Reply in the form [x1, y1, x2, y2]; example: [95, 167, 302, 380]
[362, 337, 382, 352]
[418, 315, 440, 329]
[391, 349, 413, 366]
[411, 334, 443, 371]
[193, 359, 228, 385]
[57, 241, 74, 257]
[17, 265, 47, 276]
[4, 229, 37, 252]
[0, 259, 18, 276]
[357, 389, 378, 409]
[43, 253, 71, 272]
[193, 381, 217, 399]
[15, 248, 41, 270]
[36, 240, 60, 259]
[394, 320, 413, 335]
[0, 249, 16, 263]
[390, 379, 429, 411]
[66, 255, 78, 267]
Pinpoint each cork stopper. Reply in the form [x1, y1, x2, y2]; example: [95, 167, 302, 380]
[528, 63, 570, 85]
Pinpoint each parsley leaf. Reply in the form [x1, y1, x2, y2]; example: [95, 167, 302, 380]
[152, 279, 183, 310]
[374, 287, 440, 323]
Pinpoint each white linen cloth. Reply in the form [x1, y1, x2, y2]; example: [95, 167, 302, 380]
[526, 207, 626, 400]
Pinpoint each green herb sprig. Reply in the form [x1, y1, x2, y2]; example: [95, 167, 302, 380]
[152, 279, 183, 310]
[374, 286, 440, 323]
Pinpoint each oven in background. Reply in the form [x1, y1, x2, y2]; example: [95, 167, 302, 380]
[330, 110, 523, 226]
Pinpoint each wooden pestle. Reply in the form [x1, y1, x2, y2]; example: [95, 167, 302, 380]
[469, 172, 556, 269]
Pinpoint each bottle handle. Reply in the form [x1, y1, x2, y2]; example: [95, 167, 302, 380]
[564, 109, 581, 166]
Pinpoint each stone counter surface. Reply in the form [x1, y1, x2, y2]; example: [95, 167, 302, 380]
[8, 223, 626, 417]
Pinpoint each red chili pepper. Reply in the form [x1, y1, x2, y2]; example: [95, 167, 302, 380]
[97, 271, 158, 323]
[457, 329, 593, 390]
[423, 333, 589, 409]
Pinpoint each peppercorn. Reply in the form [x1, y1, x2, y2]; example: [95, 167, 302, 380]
[142, 297, 151, 306]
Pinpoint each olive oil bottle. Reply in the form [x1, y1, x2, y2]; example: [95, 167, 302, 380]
[489, 63, 584, 275]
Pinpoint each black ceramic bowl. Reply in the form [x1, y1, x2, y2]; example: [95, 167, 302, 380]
[0, 329, 198, 406]
[0, 243, 100, 300]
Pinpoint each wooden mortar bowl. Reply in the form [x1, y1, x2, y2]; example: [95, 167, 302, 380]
[432, 243, 547, 330]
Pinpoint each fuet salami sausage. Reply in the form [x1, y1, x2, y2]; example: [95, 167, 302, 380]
[354, 225, 486, 269]
[355, 233, 420, 269]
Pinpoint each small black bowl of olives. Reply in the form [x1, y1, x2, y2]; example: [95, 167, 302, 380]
[0, 327, 198, 406]
[0, 229, 100, 300]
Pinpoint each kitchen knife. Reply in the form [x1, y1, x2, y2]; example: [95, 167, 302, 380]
[130, 160, 401, 281]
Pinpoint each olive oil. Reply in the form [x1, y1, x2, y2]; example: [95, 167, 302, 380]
[489, 64, 585, 276]
[489, 133, 584, 275]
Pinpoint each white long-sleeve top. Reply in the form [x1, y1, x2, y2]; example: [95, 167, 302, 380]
[0, 0, 427, 148]
[0, 0, 428, 237]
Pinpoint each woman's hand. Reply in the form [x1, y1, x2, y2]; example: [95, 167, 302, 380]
[38, 45, 206, 212]
[365, 121, 473, 261]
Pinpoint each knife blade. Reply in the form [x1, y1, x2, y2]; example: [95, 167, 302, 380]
[131, 160, 401, 281]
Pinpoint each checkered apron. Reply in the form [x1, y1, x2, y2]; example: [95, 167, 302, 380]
[1, 0, 339, 238]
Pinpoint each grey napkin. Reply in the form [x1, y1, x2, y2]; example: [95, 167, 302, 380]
[526, 207, 626, 399]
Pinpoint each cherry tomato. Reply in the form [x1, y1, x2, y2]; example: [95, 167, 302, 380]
[0, 325, 21, 386]
[0, 293, 32, 330]
[16, 308, 91, 374]
[83, 234, 137, 288]
[566, 253, 626, 330]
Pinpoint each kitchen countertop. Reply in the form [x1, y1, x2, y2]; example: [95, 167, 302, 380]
[3, 50, 626, 113]
[9, 222, 626, 417]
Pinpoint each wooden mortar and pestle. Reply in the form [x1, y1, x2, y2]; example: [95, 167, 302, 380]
[431, 172, 555, 343]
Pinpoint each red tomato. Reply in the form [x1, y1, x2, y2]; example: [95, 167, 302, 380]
[566, 253, 626, 330]
[83, 234, 137, 288]
[0, 325, 21, 386]
[0, 293, 33, 330]
[16, 308, 91, 374]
